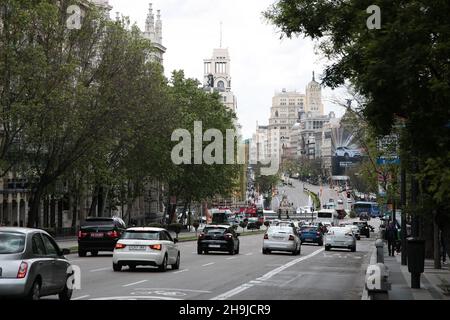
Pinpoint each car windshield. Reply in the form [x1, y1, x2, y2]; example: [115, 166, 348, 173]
[204, 228, 227, 235]
[121, 231, 159, 240]
[0, 232, 26, 254]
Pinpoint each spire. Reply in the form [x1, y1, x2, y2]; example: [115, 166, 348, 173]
[155, 9, 162, 45]
[312, 71, 315, 82]
[145, 3, 155, 35]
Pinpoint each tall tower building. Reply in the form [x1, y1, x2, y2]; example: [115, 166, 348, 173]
[305, 71, 324, 115]
[203, 48, 237, 113]
[142, 3, 166, 65]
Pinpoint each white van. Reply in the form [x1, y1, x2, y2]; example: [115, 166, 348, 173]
[315, 209, 339, 226]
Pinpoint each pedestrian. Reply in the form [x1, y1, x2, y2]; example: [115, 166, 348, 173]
[385, 221, 398, 257]
[441, 231, 448, 265]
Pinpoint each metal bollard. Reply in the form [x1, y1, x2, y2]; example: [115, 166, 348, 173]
[375, 239, 384, 264]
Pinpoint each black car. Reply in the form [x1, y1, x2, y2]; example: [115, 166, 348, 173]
[197, 225, 240, 255]
[78, 217, 126, 257]
[353, 221, 371, 238]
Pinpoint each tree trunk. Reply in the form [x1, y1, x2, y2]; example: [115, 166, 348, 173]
[27, 186, 44, 228]
[97, 185, 104, 217]
[88, 184, 99, 217]
[433, 211, 441, 269]
[50, 196, 56, 229]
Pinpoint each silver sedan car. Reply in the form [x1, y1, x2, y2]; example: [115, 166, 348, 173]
[262, 226, 301, 255]
[0, 228, 72, 300]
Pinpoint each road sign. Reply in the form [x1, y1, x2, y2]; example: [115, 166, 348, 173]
[377, 157, 400, 165]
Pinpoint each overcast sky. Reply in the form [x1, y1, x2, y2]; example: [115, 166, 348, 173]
[109, 0, 346, 138]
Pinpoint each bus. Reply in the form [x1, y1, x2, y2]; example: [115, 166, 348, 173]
[315, 209, 339, 226]
[210, 208, 235, 225]
[353, 202, 380, 218]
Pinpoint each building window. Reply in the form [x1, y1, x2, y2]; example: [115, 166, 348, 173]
[217, 80, 225, 89]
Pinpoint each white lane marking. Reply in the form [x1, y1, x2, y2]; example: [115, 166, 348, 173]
[133, 288, 211, 293]
[226, 257, 237, 260]
[90, 267, 111, 272]
[91, 296, 181, 300]
[192, 252, 197, 254]
[174, 269, 189, 274]
[68, 259, 83, 263]
[245, 253, 253, 256]
[202, 262, 215, 267]
[72, 295, 90, 300]
[211, 248, 324, 300]
[122, 280, 148, 287]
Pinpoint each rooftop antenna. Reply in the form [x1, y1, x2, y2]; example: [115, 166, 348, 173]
[220, 21, 223, 48]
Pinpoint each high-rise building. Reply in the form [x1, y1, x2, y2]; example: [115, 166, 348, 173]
[305, 71, 324, 115]
[203, 48, 237, 113]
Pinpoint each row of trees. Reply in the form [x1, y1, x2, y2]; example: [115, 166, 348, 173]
[0, 0, 241, 228]
[264, 0, 450, 262]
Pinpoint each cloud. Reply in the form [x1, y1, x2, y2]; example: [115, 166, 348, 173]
[109, 0, 346, 138]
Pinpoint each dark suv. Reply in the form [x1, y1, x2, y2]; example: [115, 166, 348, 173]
[197, 225, 240, 255]
[78, 217, 126, 257]
[353, 221, 371, 238]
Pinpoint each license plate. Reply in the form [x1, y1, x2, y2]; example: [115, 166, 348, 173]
[90, 233, 104, 238]
[129, 246, 147, 251]
[209, 245, 221, 248]
[273, 236, 284, 240]
[305, 239, 313, 242]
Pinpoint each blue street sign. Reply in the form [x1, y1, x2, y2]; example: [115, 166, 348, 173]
[377, 157, 400, 165]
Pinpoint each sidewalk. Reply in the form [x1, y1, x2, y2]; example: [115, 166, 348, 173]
[383, 246, 450, 300]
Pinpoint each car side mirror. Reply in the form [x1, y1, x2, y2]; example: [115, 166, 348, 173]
[61, 248, 70, 256]
[173, 238, 179, 243]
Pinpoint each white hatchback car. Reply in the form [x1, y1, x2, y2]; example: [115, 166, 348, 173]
[324, 227, 356, 252]
[262, 226, 301, 255]
[112, 227, 180, 272]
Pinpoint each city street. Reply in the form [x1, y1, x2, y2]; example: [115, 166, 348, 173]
[51, 232, 375, 301]
[45, 181, 377, 301]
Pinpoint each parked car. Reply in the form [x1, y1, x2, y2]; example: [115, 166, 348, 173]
[0, 227, 72, 300]
[262, 226, 301, 255]
[197, 225, 240, 255]
[324, 227, 356, 252]
[78, 217, 126, 257]
[299, 226, 323, 246]
[352, 222, 370, 238]
[112, 227, 180, 272]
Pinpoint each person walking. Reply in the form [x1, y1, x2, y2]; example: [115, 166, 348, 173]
[441, 231, 448, 265]
[386, 221, 398, 257]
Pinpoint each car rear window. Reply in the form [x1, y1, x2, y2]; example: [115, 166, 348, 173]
[301, 227, 317, 232]
[122, 231, 159, 240]
[0, 232, 26, 254]
[268, 227, 292, 234]
[204, 228, 227, 235]
[80, 225, 115, 232]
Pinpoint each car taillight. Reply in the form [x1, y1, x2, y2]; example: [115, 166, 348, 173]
[264, 234, 268, 240]
[78, 231, 88, 239]
[316, 232, 321, 236]
[225, 233, 232, 240]
[17, 261, 28, 279]
[115, 243, 126, 249]
[149, 244, 162, 251]
[199, 233, 205, 239]
[289, 235, 295, 241]
[107, 231, 119, 238]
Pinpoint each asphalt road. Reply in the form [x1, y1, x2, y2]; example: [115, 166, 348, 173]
[45, 180, 377, 301]
[43, 230, 376, 300]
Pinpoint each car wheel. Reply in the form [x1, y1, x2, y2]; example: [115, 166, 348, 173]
[229, 248, 235, 255]
[27, 279, 41, 301]
[351, 246, 356, 252]
[58, 277, 73, 301]
[235, 245, 240, 255]
[344, 153, 349, 159]
[197, 247, 203, 255]
[78, 250, 86, 257]
[325, 246, 331, 251]
[158, 255, 168, 272]
[113, 263, 122, 272]
[91, 250, 98, 257]
[318, 241, 323, 246]
[129, 265, 136, 271]
[262, 248, 267, 254]
[172, 253, 180, 270]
